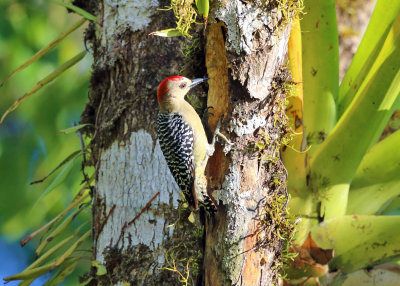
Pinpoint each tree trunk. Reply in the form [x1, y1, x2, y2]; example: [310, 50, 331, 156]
[80, 1, 291, 285]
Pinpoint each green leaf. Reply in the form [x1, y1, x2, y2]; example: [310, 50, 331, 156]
[352, 129, 400, 189]
[0, 51, 87, 125]
[57, 123, 91, 135]
[309, 23, 400, 218]
[328, 266, 400, 286]
[78, 277, 93, 286]
[36, 206, 87, 256]
[311, 215, 400, 273]
[0, 18, 86, 88]
[21, 188, 90, 247]
[92, 260, 107, 276]
[149, 28, 184, 37]
[338, 0, 400, 117]
[28, 235, 75, 270]
[4, 263, 53, 282]
[33, 151, 81, 206]
[53, 1, 97, 21]
[43, 258, 79, 286]
[30, 150, 81, 185]
[195, 0, 209, 17]
[18, 279, 34, 286]
[51, 230, 91, 269]
[347, 181, 400, 215]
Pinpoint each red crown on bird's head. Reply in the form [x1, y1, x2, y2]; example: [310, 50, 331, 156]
[157, 75, 184, 102]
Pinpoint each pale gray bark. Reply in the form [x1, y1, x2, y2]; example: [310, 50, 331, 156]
[96, 131, 179, 263]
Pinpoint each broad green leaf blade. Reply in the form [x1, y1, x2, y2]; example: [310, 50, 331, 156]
[301, 0, 338, 154]
[57, 123, 91, 134]
[310, 31, 400, 218]
[352, 122, 400, 189]
[0, 18, 86, 88]
[0, 51, 86, 125]
[338, 0, 400, 117]
[380, 197, 400, 215]
[149, 28, 184, 37]
[311, 215, 400, 273]
[347, 181, 400, 215]
[53, 1, 97, 21]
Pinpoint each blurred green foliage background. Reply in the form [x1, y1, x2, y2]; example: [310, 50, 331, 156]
[0, 0, 92, 283]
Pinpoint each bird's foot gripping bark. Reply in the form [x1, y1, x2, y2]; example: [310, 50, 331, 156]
[212, 116, 232, 147]
[202, 116, 232, 168]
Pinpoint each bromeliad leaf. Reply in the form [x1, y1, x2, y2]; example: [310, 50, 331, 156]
[338, 0, 400, 116]
[311, 215, 400, 273]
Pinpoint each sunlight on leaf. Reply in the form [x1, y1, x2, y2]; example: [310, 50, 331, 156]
[0, 51, 87, 125]
[0, 18, 86, 88]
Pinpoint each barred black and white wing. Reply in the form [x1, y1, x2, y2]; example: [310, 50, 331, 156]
[157, 112, 198, 208]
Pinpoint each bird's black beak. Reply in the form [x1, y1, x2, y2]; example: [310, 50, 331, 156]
[189, 78, 208, 89]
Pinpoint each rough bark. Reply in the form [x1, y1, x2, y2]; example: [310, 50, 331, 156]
[80, 0, 291, 285]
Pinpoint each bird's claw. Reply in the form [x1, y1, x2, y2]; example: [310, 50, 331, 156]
[202, 106, 215, 126]
[212, 116, 232, 146]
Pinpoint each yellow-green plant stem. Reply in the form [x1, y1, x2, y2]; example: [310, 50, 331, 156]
[301, 0, 338, 155]
[338, 0, 400, 118]
[284, 15, 314, 245]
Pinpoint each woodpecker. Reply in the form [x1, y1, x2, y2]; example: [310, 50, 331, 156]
[156, 75, 217, 214]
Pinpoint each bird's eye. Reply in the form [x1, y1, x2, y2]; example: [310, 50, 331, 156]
[179, 83, 187, 89]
